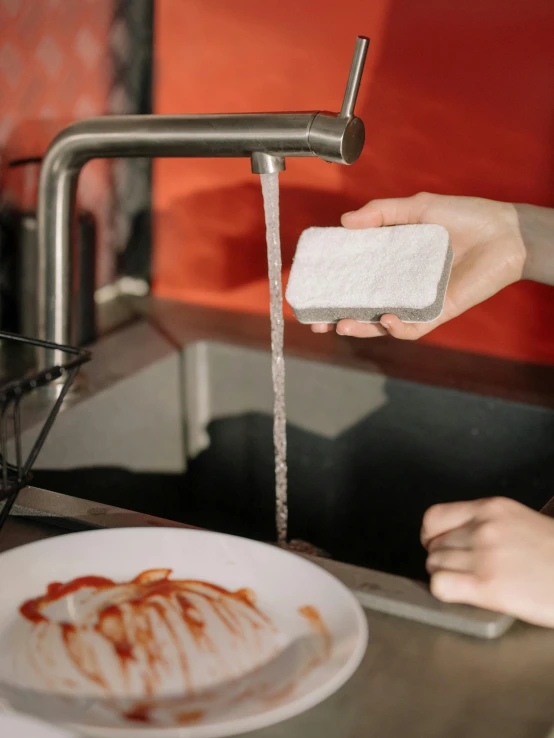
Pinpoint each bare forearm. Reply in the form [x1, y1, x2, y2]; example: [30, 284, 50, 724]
[515, 203, 554, 285]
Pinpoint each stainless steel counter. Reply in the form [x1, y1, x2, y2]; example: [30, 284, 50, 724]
[3, 492, 554, 738]
[0, 516, 64, 552]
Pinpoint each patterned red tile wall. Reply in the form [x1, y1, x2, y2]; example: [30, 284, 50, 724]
[0, 0, 114, 286]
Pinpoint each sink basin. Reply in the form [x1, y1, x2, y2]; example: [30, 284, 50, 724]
[28, 328, 554, 583]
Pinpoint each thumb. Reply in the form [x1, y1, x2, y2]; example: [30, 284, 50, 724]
[341, 193, 433, 229]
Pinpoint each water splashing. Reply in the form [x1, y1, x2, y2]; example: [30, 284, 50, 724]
[260, 172, 288, 545]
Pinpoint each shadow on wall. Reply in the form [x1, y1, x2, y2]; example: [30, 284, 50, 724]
[156, 183, 361, 292]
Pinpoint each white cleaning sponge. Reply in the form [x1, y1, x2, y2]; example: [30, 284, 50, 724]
[286, 224, 453, 324]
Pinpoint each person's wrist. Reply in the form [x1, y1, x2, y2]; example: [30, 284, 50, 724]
[515, 203, 534, 281]
[501, 202, 527, 282]
[514, 203, 554, 284]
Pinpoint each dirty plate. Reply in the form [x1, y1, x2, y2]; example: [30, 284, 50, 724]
[0, 528, 367, 737]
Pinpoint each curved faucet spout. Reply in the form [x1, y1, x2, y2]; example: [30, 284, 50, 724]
[37, 36, 369, 349]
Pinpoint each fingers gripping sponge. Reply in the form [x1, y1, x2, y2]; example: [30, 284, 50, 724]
[285, 225, 453, 324]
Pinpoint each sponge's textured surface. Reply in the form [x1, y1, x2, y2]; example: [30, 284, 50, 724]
[286, 224, 453, 324]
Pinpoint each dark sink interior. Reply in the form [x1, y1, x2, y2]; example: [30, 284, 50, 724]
[33, 374, 554, 582]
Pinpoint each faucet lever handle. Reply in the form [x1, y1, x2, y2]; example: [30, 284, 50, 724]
[339, 36, 370, 119]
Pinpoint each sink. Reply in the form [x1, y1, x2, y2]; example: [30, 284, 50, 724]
[27, 324, 554, 583]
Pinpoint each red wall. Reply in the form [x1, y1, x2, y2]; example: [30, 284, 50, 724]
[0, 0, 114, 286]
[153, 1, 554, 365]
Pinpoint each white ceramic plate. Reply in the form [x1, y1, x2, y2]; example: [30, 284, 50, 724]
[0, 528, 367, 737]
[0, 712, 76, 737]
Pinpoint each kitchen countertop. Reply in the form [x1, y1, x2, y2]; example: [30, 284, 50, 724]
[5, 295, 554, 736]
[2, 510, 554, 738]
[0, 517, 64, 552]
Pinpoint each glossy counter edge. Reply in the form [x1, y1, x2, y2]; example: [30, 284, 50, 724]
[131, 296, 554, 410]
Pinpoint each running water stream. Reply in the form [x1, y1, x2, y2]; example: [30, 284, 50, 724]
[259, 173, 328, 557]
[260, 172, 288, 545]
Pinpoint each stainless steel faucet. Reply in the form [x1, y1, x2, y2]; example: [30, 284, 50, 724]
[37, 36, 369, 348]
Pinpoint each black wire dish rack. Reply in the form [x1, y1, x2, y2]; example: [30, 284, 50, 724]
[0, 330, 91, 532]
